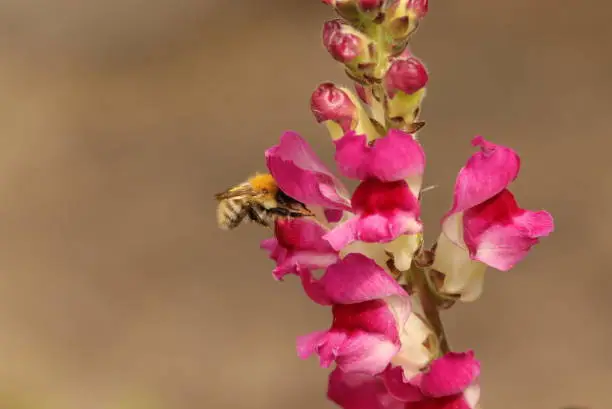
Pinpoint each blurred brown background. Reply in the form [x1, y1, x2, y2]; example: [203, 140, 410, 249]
[0, 1, 609, 408]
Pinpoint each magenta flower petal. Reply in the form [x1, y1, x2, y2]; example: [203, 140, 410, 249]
[383, 366, 424, 402]
[300, 253, 407, 305]
[336, 331, 400, 374]
[261, 237, 286, 263]
[463, 189, 554, 270]
[325, 180, 422, 250]
[332, 300, 403, 342]
[297, 330, 347, 367]
[334, 130, 425, 182]
[419, 351, 480, 398]
[447, 136, 520, 217]
[405, 394, 477, 409]
[384, 351, 479, 400]
[324, 217, 360, 251]
[299, 269, 333, 305]
[298, 256, 413, 375]
[261, 218, 340, 280]
[328, 369, 480, 409]
[265, 131, 351, 210]
[298, 306, 402, 375]
[328, 369, 405, 409]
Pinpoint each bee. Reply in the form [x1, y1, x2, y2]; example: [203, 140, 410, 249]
[214, 173, 314, 230]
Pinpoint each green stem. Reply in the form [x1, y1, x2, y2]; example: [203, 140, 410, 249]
[412, 266, 450, 355]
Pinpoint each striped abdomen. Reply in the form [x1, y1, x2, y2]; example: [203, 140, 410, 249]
[216, 197, 249, 230]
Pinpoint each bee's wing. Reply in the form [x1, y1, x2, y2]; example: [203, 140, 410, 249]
[214, 183, 254, 201]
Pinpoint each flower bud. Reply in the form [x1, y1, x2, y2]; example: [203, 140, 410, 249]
[383, 51, 428, 131]
[384, 54, 428, 98]
[384, 0, 429, 53]
[311, 82, 357, 132]
[322, 19, 378, 80]
[311, 82, 380, 141]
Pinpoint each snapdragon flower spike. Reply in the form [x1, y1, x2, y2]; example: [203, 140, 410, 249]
[323, 19, 378, 80]
[297, 253, 418, 375]
[324, 130, 424, 251]
[328, 366, 480, 409]
[432, 136, 554, 301]
[311, 82, 379, 141]
[384, 50, 428, 130]
[265, 131, 352, 221]
[260, 218, 339, 280]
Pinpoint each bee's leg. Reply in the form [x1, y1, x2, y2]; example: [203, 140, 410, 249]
[269, 208, 290, 216]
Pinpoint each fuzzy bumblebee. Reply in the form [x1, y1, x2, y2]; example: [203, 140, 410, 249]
[215, 173, 314, 230]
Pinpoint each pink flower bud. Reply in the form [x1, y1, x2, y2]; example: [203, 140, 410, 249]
[322, 20, 356, 63]
[323, 20, 372, 64]
[322, 20, 378, 79]
[311, 82, 358, 132]
[384, 55, 428, 98]
[311, 82, 380, 141]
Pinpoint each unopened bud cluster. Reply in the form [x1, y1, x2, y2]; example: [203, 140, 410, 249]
[314, 0, 429, 134]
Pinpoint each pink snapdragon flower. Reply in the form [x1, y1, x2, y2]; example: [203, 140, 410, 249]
[325, 130, 425, 250]
[432, 136, 554, 300]
[297, 253, 430, 376]
[328, 352, 480, 409]
[333, 130, 425, 192]
[265, 130, 425, 254]
[265, 131, 352, 213]
[261, 218, 340, 280]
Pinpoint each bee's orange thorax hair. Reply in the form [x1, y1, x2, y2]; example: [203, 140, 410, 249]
[248, 173, 279, 195]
